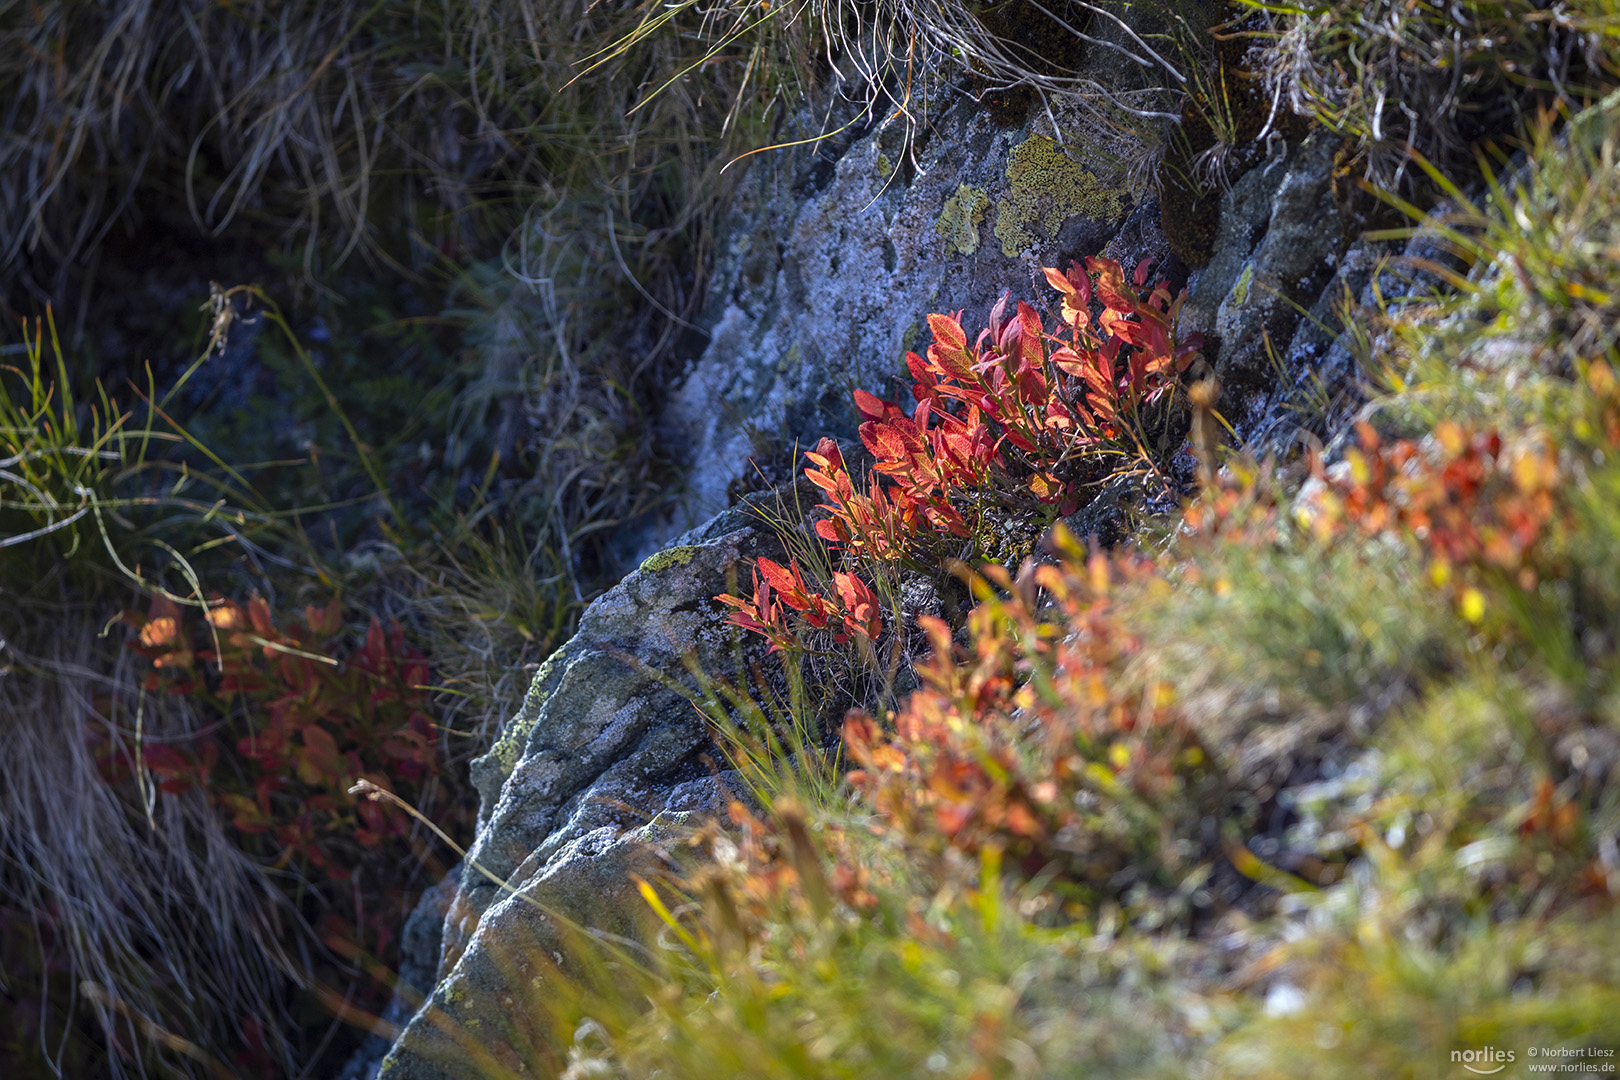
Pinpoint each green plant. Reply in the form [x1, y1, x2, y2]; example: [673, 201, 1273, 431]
[1, 313, 329, 1076]
[0, 302, 479, 1076]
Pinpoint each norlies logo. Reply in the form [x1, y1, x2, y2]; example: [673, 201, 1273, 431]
[1454, 1047, 1517, 1075]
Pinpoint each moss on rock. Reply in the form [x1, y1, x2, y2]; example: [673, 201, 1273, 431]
[994, 135, 1125, 257]
[485, 649, 568, 775]
[638, 545, 701, 574]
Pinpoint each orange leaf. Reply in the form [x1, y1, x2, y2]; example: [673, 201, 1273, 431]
[139, 616, 179, 649]
[927, 312, 968, 356]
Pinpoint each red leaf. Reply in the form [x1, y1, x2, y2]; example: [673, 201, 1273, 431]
[815, 518, 848, 544]
[248, 595, 275, 637]
[299, 724, 344, 785]
[927, 312, 968, 356]
[364, 618, 387, 670]
[853, 388, 889, 422]
[1049, 346, 1085, 377]
[139, 615, 180, 649]
[755, 557, 797, 596]
[832, 571, 882, 640]
[1087, 256, 1133, 314]
[806, 436, 845, 473]
[1013, 302, 1045, 368]
[141, 744, 190, 779]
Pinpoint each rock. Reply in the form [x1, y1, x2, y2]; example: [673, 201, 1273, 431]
[376, 499, 782, 1079]
[1248, 236, 1399, 454]
[1179, 146, 1293, 342]
[619, 89, 1146, 566]
[1181, 133, 1350, 436]
[378, 819, 699, 1080]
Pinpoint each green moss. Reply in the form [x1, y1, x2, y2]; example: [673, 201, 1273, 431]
[638, 544, 701, 575]
[994, 135, 1125, 257]
[876, 152, 895, 180]
[899, 320, 922, 357]
[936, 183, 990, 256]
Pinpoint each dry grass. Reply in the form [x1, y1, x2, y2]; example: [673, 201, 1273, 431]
[1252, 0, 1620, 195]
[0, 623, 312, 1077]
[0, 308, 348, 1076]
[1, 0, 1242, 306]
[1, 0, 797, 309]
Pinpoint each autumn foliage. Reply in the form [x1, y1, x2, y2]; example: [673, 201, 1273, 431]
[818, 257, 1199, 547]
[111, 595, 458, 995]
[1298, 419, 1561, 599]
[718, 255, 1200, 652]
[702, 327, 1620, 931]
[839, 547, 1217, 898]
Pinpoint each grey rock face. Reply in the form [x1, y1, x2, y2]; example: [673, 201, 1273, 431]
[628, 95, 1149, 563]
[1181, 133, 1350, 436]
[376, 501, 775, 1079]
[372, 85, 1172, 1076]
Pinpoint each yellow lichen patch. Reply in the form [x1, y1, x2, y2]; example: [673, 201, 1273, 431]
[489, 649, 566, 773]
[638, 545, 700, 574]
[994, 135, 1126, 257]
[936, 183, 990, 256]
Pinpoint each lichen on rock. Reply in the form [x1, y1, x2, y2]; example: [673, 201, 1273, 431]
[484, 650, 566, 776]
[638, 545, 700, 574]
[936, 182, 990, 255]
[994, 134, 1126, 257]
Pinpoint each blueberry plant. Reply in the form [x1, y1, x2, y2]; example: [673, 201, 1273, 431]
[718, 254, 1201, 656]
[110, 594, 461, 1014]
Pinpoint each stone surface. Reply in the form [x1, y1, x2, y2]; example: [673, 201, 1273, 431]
[375, 497, 781, 1079]
[1181, 133, 1349, 437]
[619, 91, 1149, 566]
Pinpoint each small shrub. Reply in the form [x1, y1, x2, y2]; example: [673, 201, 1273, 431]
[113, 593, 463, 994]
[718, 255, 1202, 658]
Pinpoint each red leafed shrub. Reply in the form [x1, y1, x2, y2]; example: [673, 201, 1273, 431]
[695, 535, 1223, 926]
[718, 255, 1200, 651]
[1299, 419, 1563, 602]
[109, 594, 462, 1000]
[812, 256, 1200, 556]
[717, 555, 884, 653]
[838, 547, 1217, 897]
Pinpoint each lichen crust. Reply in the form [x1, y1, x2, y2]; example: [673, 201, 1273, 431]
[994, 134, 1126, 257]
[936, 182, 990, 255]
